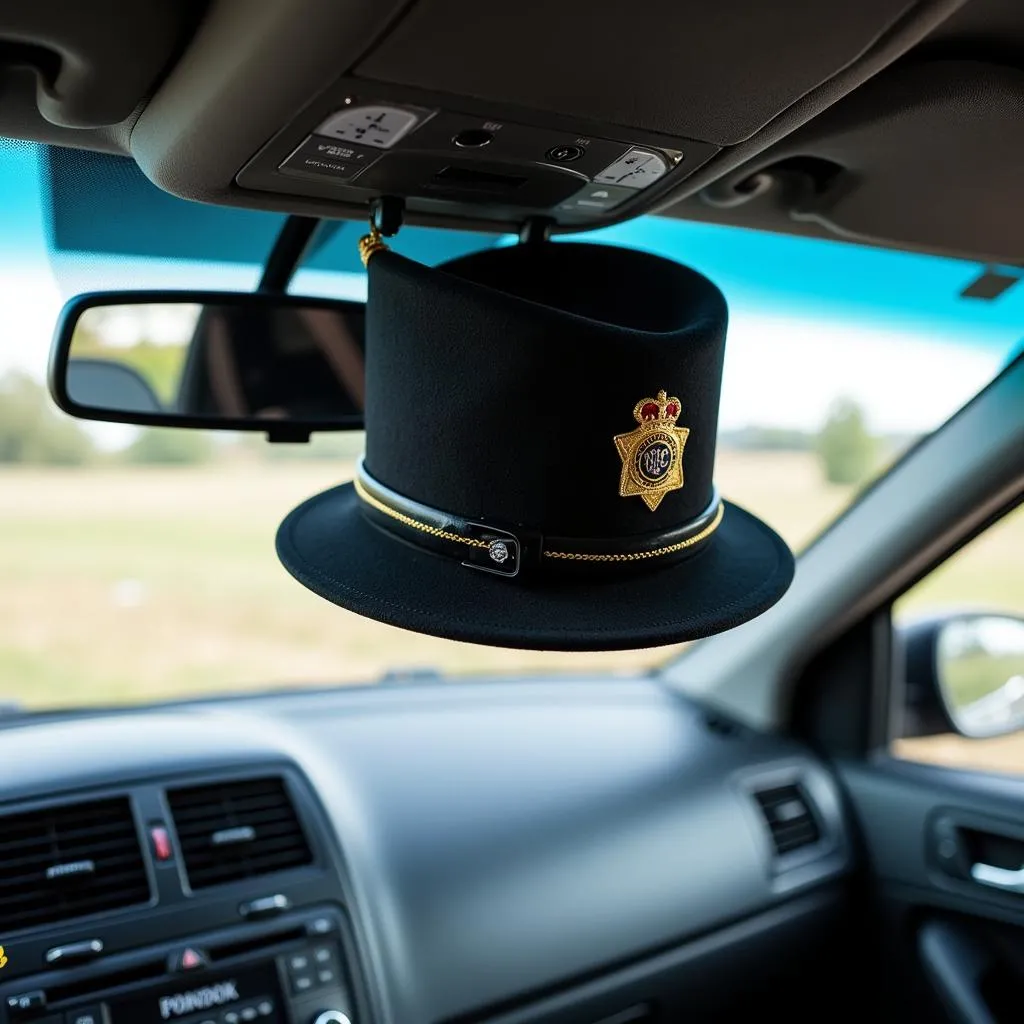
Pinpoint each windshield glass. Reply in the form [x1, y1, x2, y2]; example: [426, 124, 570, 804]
[2, 141, 1022, 709]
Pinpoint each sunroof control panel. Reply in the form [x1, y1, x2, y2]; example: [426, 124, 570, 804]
[237, 85, 718, 230]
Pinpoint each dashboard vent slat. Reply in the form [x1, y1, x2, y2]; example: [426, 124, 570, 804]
[167, 777, 313, 890]
[753, 784, 821, 857]
[0, 797, 149, 932]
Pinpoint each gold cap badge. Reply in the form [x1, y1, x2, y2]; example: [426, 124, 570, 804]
[614, 390, 690, 511]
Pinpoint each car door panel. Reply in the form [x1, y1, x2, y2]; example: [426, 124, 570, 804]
[839, 756, 1024, 1023]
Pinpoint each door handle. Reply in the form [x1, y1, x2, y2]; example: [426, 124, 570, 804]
[971, 861, 1024, 893]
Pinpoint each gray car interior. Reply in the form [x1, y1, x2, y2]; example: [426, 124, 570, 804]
[1, 2, 1023, 1024]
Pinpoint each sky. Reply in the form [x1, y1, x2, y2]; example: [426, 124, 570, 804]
[1, 140, 1021, 437]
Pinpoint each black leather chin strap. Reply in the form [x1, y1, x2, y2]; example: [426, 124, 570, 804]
[354, 460, 723, 580]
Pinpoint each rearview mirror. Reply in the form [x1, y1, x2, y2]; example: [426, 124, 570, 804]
[902, 613, 1024, 739]
[49, 292, 366, 441]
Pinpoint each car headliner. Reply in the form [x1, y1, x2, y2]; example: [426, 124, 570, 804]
[1, 0, 1022, 263]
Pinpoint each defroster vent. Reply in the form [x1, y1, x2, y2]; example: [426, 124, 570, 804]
[754, 784, 821, 856]
[0, 797, 149, 932]
[167, 777, 313, 890]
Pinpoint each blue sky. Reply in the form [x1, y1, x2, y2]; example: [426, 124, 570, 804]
[1, 139, 1021, 434]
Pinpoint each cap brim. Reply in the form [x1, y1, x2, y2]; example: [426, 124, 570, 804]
[276, 484, 794, 652]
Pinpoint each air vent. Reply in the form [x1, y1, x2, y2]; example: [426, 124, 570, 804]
[0, 797, 149, 932]
[167, 777, 313, 890]
[754, 784, 821, 857]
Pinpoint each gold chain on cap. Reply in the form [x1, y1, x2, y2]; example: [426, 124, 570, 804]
[358, 220, 389, 267]
[354, 475, 725, 562]
[354, 477, 491, 550]
[542, 503, 723, 561]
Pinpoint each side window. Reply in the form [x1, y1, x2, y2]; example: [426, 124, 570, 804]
[892, 503, 1024, 776]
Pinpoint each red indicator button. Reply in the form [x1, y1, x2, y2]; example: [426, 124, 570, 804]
[167, 946, 210, 972]
[150, 825, 173, 862]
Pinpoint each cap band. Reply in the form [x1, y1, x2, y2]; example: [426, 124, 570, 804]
[354, 459, 723, 579]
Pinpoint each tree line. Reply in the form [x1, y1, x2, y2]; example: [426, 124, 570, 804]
[0, 372, 213, 466]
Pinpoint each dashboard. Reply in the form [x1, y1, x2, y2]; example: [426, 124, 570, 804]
[0, 678, 852, 1024]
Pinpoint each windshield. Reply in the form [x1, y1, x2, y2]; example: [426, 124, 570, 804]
[2, 141, 1022, 709]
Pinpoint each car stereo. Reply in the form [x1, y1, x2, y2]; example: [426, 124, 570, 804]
[2, 910, 358, 1024]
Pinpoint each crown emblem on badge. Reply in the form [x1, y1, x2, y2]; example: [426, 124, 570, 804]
[614, 390, 690, 510]
[633, 391, 682, 426]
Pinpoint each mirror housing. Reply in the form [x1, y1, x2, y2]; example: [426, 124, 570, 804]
[49, 291, 366, 442]
[900, 613, 1024, 740]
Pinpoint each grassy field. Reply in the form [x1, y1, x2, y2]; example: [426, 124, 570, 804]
[1, 449, 1022, 772]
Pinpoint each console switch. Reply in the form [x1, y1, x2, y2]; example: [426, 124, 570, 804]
[290, 971, 315, 996]
[6, 990, 46, 1013]
[280, 137, 380, 183]
[45, 940, 103, 966]
[167, 945, 210, 972]
[149, 824, 173, 862]
[65, 1006, 104, 1024]
[284, 941, 344, 998]
[594, 148, 669, 188]
[239, 894, 291, 920]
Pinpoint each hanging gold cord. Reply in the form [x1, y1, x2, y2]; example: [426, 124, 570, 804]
[358, 220, 389, 267]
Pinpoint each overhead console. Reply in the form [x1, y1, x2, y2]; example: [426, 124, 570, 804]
[121, 0, 960, 232]
[237, 82, 712, 229]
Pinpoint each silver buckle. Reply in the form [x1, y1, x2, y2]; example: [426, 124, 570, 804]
[461, 524, 521, 578]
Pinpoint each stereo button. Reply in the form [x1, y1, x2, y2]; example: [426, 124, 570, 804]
[291, 973, 315, 995]
[7, 991, 46, 1013]
[65, 1007, 104, 1024]
[222, 1013, 240, 1024]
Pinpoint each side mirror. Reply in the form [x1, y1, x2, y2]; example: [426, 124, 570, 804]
[49, 291, 366, 441]
[900, 613, 1024, 739]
